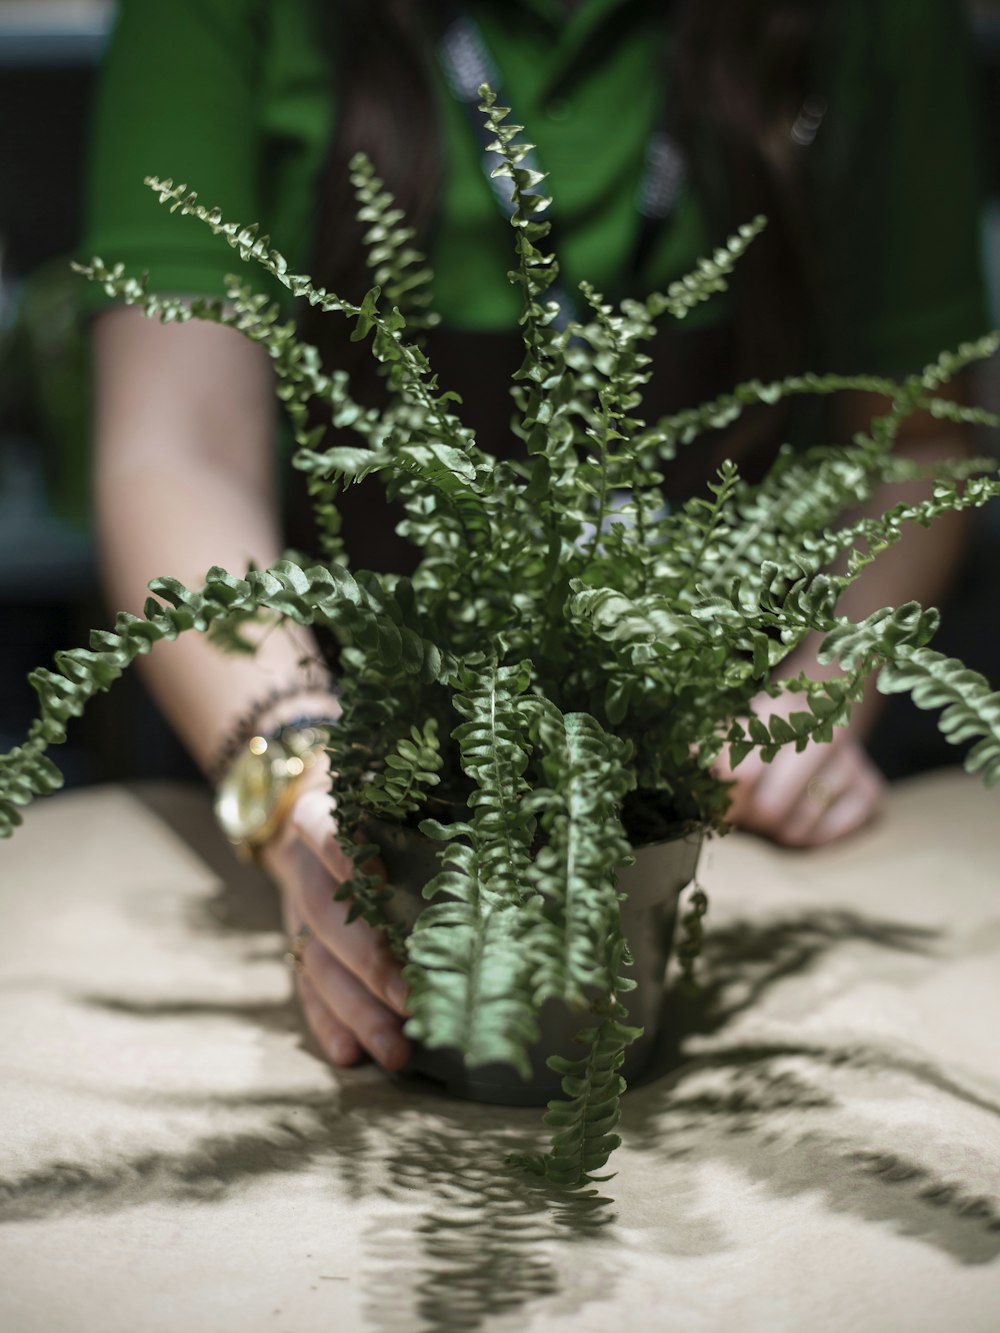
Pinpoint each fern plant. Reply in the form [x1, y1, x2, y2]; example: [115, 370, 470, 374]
[2, 87, 1000, 1189]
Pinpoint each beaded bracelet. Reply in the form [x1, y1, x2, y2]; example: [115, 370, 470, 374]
[208, 678, 338, 787]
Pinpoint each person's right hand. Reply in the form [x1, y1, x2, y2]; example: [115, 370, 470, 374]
[260, 785, 411, 1072]
[713, 687, 885, 848]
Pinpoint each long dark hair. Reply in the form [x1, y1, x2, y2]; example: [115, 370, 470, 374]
[302, 0, 826, 457]
[303, 0, 442, 359]
[672, 0, 822, 385]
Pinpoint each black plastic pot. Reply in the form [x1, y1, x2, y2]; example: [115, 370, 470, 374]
[366, 815, 703, 1106]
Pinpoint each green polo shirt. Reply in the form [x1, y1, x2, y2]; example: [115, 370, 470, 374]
[83, 0, 990, 375]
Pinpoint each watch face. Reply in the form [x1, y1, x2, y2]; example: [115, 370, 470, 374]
[215, 738, 285, 843]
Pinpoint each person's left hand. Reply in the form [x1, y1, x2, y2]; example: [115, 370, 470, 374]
[260, 781, 412, 1073]
[715, 690, 887, 847]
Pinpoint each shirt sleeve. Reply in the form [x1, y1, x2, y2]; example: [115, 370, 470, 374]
[815, 0, 992, 376]
[81, 0, 281, 313]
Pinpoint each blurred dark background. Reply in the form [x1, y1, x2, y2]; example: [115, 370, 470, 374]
[1, 0, 999, 793]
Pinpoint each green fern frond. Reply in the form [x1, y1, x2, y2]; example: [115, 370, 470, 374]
[878, 647, 1000, 784]
[570, 584, 705, 657]
[571, 282, 660, 575]
[349, 152, 438, 333]
[477, 84, 580, 519]
[911, 331, 1000, 393]
[360, 718, 443, 818]
[819, 601, 941, 672]
[477, 87, 560, 339]
[724, 675, 861, 767]
[635, 369, 898, 461]
[521, 974, 643, 1189]
[139, 177, 482, 478]
[450, 657, 536, 898]
[400, 658, 541, 1077]
[404, 880, 540, 1077]
[324, 659, 429, 943]
[640, 214, 767, 321]
[74, 260, 376, 564]
[522, 705, 635, 1009]
[0, 561, 443, 836]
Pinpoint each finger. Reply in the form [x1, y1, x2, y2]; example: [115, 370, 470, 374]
[295, 865, 410, 1018]
[290, 787, 355, 880]
[779, 747, 883, 848]
[806, 760, 886, 846]
[737, 740, 832, 837]
[291, 794, 409, 1018]
[296, 969, 363, 1067]
[293, 786, 388, 882]
[774, 744, 852, 846]
[305, 943, 410, 1072]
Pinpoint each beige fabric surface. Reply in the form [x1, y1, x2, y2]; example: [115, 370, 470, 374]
[0, 770, 998, 1333]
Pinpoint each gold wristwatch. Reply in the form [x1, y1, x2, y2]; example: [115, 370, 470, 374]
[213, 722, 332, 860]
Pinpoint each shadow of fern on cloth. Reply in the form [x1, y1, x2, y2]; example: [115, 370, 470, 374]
[619, 907, 1000, 1266]
[0, 1089, 361, 1222]
[76, 991, 303, 1034]
[349, 1105, 620, 1333]
[643, 907, 942, 1062]
[0, 1080, 623, 1333]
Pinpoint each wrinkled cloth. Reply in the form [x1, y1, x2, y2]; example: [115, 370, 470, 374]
[1, 770, 998, 1333]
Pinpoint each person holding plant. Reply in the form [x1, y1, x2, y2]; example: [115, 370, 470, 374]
[82, 0, 991, 1074]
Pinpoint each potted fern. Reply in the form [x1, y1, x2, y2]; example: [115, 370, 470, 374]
[2, 88, 999, 1190]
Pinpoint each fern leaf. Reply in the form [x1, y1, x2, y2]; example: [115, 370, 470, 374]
[0, 561, 443, 836]
[401, 658, 540, 1077]
[641, 214, 767, 321]
[878, 647, 1000, 784]
[530, 985, 642, 1189]
[819, 602, 940, 672]
[522, 704, 636, 1008]
[349, 153, 438, 332]
[360, 719, 443, 817]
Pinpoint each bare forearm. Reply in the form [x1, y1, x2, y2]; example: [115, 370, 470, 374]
[97, 458, 335, 773]
[93, 308, 338, 777]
